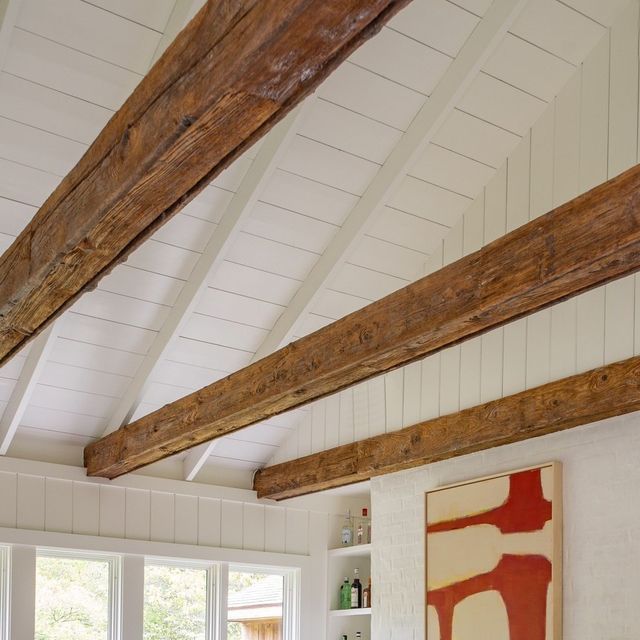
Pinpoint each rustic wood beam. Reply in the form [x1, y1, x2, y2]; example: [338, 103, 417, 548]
[254, 354, 640, 499]
[85, 163, 640, 478]
[0, 0, 410, 367]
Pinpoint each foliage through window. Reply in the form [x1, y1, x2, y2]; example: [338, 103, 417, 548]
[143, 562, 209, 640]
[35, 554, 115, 640]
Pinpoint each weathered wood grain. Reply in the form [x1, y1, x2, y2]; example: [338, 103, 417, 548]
[254, 355, 640, 499]
[0, 0, 410, 365]
[85, 163, 640, 478]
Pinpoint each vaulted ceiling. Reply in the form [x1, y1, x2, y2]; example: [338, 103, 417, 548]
[0, 0, 628, 487]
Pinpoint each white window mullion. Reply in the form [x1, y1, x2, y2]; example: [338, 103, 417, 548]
[121, 555, 144, 640]
[216, 562, 229, 640]
[9, 545, 36, 639]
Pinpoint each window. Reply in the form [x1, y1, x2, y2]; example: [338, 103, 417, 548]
[227, 569, 286, 640]
[34, 551, 120, 640]
[143, 560, 212, 640]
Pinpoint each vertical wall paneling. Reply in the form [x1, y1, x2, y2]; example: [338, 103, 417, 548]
[150, 491, 174, 543]
[338, 388, 354, 445]
[384, 370, 403, 432]
[125, 488, 151, 541]
[367, 376, 386, 437]
[285, 508, 308, 555]
[72, 482, 100, 536]
[609, 1, 640, 359]
[419, 244, 444, 421]
[550, 70, 581, 380]
[221, 500, 243, 550]
[502, 135, 530, 396]
[459, 194, 484, 410]
[609, 1, 640, 177]
[353, 381, 370, 441]
[242, 503, 265, 551]
[577, 33, 609, 372]
[197, 497, 221, 547]
[264, 505, 286, 554]
[174, 494, 198, 546]
[17, 474, 45, 531]
[0, 471, 17, 527]
[439, 222, 463, 415]
[45, 478, 73, 533]
[298, 411, 312, 457]
[605, 3, 639, 363]
[99, 484, 125, 539]
[480, 166, 507, 403]
[402, 362, 422, 427]
[324, 394, 341, 448]
[311, 401, 326, 454]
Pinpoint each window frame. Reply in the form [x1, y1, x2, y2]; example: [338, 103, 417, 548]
[227, 563, 300, 640]
[35, 548, 122, 640]
[143, 556, 217, 640]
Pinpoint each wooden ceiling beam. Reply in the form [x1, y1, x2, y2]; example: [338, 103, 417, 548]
[85, 162, 640, 478]
[254, 354, 640, 499]
[0, 0, 410, 367]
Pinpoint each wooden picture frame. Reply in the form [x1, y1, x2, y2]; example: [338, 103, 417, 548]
[425, 462, 562, 639]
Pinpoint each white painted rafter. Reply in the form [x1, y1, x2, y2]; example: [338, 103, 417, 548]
[150, 0, 204, 66]
[0, 324, 58, 455]
[0, 0, 22, 71]
[252, 0, 529, 363]
[185, 0, 530, 481]
[103, 104, 310, 441]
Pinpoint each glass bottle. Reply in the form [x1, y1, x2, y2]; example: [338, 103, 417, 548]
[340, 576, 351, 609]
[356, 519, 364, 544]
[363, 507, 371, 543]
[362, 576, 371, 608]
[351, 568, 362, 609]
[341, 510, 353, 546]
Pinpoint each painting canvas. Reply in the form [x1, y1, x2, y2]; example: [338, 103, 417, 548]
[425, 463, 562, 640]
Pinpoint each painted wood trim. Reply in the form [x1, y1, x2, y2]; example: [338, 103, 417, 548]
[251, 0, 529, 361]
[0, 324, 58, 455]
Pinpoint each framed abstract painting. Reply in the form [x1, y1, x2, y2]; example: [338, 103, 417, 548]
[425, 463, 562, 640]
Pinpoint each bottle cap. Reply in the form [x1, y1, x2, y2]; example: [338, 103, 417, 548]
[362, 507, 368, 516]
[354, 567, 359, 575]
[344, 576, 349, 581]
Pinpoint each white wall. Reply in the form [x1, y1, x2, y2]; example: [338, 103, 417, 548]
[371, 411, 640, 639]
[0, 456, 344, 640]
[270, 0, 640, 467]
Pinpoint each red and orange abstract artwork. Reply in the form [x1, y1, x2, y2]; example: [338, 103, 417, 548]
[426, 464, 562, 640]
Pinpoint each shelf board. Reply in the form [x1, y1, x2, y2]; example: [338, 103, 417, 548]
[329, 608, 372, 618]
[328, 543, 371, 558]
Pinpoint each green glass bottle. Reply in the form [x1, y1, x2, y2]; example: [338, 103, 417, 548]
[340, 576, 351, 609]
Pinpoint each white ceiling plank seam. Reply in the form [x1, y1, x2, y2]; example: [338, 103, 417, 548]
[101, 103, 312, 443]
[188, 0, 529, 480]
[0, 323, 58, 455]
[251, 0, 530, 366]
[0, 0, 23, 71]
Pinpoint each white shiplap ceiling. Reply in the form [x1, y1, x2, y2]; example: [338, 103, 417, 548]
[0, 0, 626, 488]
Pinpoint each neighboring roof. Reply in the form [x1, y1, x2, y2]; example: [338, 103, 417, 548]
[228, 574, 283, 609]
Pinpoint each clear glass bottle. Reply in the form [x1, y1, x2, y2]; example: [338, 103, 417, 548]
[341, 510, 353, 546]
[363, 507, 371, 543]
[340, 576, 351, 609]
[356, 519, 364, 544]
[351, 568, 362, 609]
